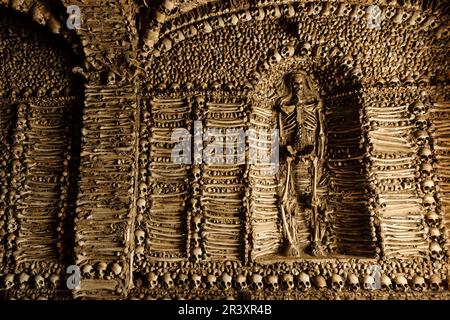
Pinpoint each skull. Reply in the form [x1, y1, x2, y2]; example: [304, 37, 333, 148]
[192, 183, 200, 195]
[420, 163, 433, 177]
[192, 246, 202, 263]
[235, 274, 247, 290]
[422, 178, 435, 194]
[280, 45, 295, 59]
[313, 275, 327, 289]
[384, 6, 396, 20]
[206, 274, 217, 289]
[429, 227, 442, 242]
[380, 274, 392, 290]
[415, 114, 428, 129]
[347, 274, 360, 290]
[415, 130, 429, 145]
[177, 273, 189, 286]
[351, 66, 363, 80]
[423, 194, 436, 208]
[411, 275, 426, 292]
[362, 275, 376, 290]
[135, 230, 146, 246]
[193, 215, 203, 232]
[393, 275, 408, 292]
[268, 49, 282, 65]
[6, 233, 15, 249]
[34, 274, 45, 289]
[411, 101, 426, 115]
[251, 273, 263, 290]
[163, 272, 174, 289]
[265, 5, 281, 19]
[146, 272, 158, 288]
[82, 265, 94, 279]
[300, 42, 312, 56]
[12, 144, 23, 159]
[139, 182, 148, 196]
[49, 274, 60, 289]
[337, 2, 352, 16]
[96, 262, 108, 278]
[430, 242, 443, 260]
[192, 232, 201, 247]
[265, 274, 279, 291]
[331, 274, 344, 291]
[341, 55, 354, 69]
[296, 272, 311, 291]
[219, 272, 232, 290]
[3, 274, 15, 290]
[419, 146, 433, 162]
[281, 274, 294, 290]
[426, 211, 441, 227]
[109, 263, 122, 277]
[191, 167, 202, 181]
[137, 197, 146, 213]
[18, 272, 30, 289]
[429, 274, 442, 291]
[191, 274, 202, 289]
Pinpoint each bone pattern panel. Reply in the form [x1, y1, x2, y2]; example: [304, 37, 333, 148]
[366, 91, 428, 259]
[201, 99, 246, 261]
[15, 101, 74, 264]
[0, 104, 16, 270]
[147, 98, 190, 260]
[429, 99, 450, 253]
[327, 94, 374, 256]
[75, 86, 135, 264]
[249, 104, 282, 260]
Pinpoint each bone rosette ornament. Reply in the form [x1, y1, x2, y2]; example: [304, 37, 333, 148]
[0, 0, 449, 300]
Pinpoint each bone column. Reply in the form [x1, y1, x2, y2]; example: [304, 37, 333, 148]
[366, 88, 428, 259]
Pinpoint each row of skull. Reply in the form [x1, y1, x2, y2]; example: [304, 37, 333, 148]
[140, 270, 449, 292]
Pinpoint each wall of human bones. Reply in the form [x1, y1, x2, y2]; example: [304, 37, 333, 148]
[0, 0, 449, 299]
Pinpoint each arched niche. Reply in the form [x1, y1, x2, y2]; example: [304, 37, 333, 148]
[0, 7, 84, 277]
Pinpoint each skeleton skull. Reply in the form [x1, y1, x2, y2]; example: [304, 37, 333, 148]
[163, 272, 174, 289]
[34, 274, 45, 289]
[393, 275, 408, 292]
[330, 274, 343, 291]
[137, 197, 146, 213]
[3, 274, 15, 290]
[296, 272, 311, 291]
[363, 275, 376, 290]
[110, 263, 122, 277]
[411, 275, 427, 291]
[430, 242, 443, 260]
[426, 211, 441, 227]
[18, 272, 30, 289]
[191, 274, 202, 289]
[419, 146, 433, 162]
[235, 274, 248, 290]
[251, 273, 264, 290]
[380, 274, 392, 290]
[429, 274, 442, 291]
[420, 162, 433, 177]
[206, 274, 217, 289]
[423, 194, 436, 208]
[49, 274, 60, 289]
[347, 274, 360, 290]
[146, 272, 158, 288]
[281, 274, 294, 290]
[313, 275, 327, 289]
[220, 272, 232, 290]
[192, 246, 202, 263]
[82, 265, 94, 279]
[422, 178, 435, 194]
[177, 273, 189, 286]
[265, 274, 279, 291]
[96, 262, 108, 278]
[300, 42, 312, 56]
[411, 101, 426, 115]
[135, 230, 146, 246]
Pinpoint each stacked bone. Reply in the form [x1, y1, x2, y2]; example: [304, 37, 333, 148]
[429, 98, 450, 257]
[146, 97, 190, 261]
[75, 85, 135, 264]
[367, 91, 428, 259]
[249, 103, 282, 260]
[15, 100, 73, 264]
[326, 93, 374, 256]
[200, 96, 245, 261]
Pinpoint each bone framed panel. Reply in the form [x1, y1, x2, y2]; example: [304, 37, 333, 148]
[0, 0, 449, 300]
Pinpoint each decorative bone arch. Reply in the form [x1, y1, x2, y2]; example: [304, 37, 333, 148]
[0, 0, 449, 300]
